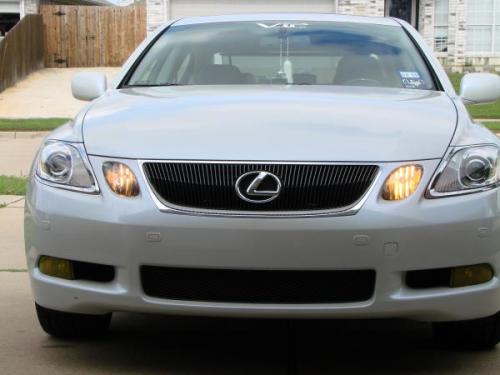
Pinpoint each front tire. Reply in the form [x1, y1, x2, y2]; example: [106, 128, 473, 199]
[433, 312, 500, 350]
[35, 303, 112, 339]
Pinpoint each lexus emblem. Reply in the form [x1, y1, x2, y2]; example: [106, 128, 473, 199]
[235, 171, 282, 203]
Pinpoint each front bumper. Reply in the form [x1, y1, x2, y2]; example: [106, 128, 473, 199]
[25, 157, 500, 322]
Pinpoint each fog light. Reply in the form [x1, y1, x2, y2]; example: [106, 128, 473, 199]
[103, 162, 140, 197]
[382, 165, 423, 201]
[39, 256, 75, 280]
[450, 264, 493, 288]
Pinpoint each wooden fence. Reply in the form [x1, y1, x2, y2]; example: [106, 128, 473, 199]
[0, 15, 44, 92]
[41, 5, 146, 67]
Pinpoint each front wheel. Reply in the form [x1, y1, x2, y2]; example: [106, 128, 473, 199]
[35, 303, 112, 339]
[433, 312, 500, 350]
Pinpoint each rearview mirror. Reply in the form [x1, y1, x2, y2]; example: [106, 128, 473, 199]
[71, 72, 107, 101]
[460, 73, 500, 105]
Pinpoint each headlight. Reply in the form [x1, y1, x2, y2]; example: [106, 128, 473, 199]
[37, 141, 99, 193]
[427, 145, 500, 197]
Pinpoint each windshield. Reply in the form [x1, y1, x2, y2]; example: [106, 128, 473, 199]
[126, 21, 436, 90]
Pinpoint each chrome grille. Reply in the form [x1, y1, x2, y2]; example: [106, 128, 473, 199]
[143, 162, 379, 213]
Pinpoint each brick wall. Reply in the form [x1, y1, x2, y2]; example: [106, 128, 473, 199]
[20, 0, 39, 17]
[437, 0, 468, 72]
[146, 0, 169, 33]
[418, 1, 434, 48]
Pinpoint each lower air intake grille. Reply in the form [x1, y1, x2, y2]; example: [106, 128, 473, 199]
[141, 266, 376, 303]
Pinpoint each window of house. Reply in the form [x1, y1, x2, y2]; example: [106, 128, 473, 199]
[434, 0, 449, 52]
[467, 0, 500, 53]
[385, 0, 418, 27]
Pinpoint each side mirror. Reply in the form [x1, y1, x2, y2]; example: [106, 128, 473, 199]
[71, 72, 107, 101]
[460, 73, 500, 105]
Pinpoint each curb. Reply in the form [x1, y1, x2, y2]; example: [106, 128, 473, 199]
[0, 195, 25, 208]
[0, 131, 49, 139]
[476, 119, 500, 123]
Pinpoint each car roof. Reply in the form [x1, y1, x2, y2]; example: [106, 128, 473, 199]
[173, 13, 401, 27]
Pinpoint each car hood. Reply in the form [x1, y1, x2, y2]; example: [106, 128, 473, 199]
[83, 86, 456, 162]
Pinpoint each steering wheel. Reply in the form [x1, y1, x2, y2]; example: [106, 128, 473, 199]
[342, 78, 382, 87]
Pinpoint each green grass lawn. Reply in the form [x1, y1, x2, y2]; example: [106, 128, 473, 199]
[0, 176, 27, 195]
[483, 122, 500, 131]
[448, 73, 500, 119]
[0, 118, 70, 132]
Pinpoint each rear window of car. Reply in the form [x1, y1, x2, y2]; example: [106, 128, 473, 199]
[125, 21, 437, 90]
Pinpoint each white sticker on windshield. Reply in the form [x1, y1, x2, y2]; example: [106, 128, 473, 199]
[400, 71, 421, 79]
[400, 71, 425, 89]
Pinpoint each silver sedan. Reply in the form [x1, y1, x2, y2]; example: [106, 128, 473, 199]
[26, 14, 500, 349]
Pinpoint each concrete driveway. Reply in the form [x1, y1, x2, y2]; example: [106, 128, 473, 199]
[0, 68, 120, 118]
[1, 198, 500, 373]
[2, 269, 500, 374]
[0, 132, 48, 176]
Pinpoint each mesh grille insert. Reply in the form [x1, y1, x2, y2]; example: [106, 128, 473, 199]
[141, 266, 376, 303]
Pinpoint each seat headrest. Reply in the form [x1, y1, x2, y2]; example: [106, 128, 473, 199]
[293, 73, 317, 85]
[334, 56, 383, 85]
[195, 65, 244, 85]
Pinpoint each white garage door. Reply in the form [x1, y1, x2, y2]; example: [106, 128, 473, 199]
[0, 0, 20, 13]
[170, 0, 336, 20]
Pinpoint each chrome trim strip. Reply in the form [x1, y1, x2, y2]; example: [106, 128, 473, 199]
[138, 160, 381, 218]
[138, 159, 381, 165]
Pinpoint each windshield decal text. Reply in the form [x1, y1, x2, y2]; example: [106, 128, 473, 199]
[256, 22, 309, 29]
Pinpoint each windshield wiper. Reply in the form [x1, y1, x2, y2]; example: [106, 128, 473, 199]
[127, 83, 184, 87]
